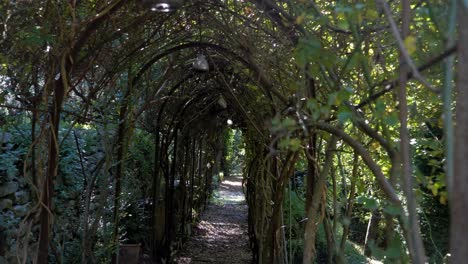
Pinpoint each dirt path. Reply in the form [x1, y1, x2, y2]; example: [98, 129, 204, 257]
[175, 176, 252, 263]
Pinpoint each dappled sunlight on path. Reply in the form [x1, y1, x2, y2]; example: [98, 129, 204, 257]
[175, 176, 252, 263]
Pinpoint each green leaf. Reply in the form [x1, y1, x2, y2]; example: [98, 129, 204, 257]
[337, 112, 351, 124]
[278, 138, 289, 149]
[296, 14, 306, 25]
[375, 101, 385, 117]
[343, 54, 358, 74]
[404, 35, 417, 55]
[293, 36, 322, 67]
[282, 117, 297, 129]
[383, 204, 401, 216]
[279, 138, 302, 151]
[337, 108, 352, 124]
[365, 9, 379, 20]
[327, 92, 338, 106]
[356, 196, 378, 210]
[289, 138, 302, 151]
[271, 116, 281, 127]
[337, 88, 352, 102]
[307, 99, 322, 121]
[384, 112, 399, 126]
[306, 99, 318, 111]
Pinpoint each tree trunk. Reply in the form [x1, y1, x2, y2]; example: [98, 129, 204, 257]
[180, 142, 189, 237]
[111, 78, 132, 264]
[303, 136, 337, 263]
[267, 153, 298, 264]
[340, 152, 358, 252]
[397, 1, 427, 262]
[323, 210, 335, 264]
[164, 126, 178, 258]
[31, 108, 38, 186]
[36, 79, 65, 264]
[189, 139, 196, 222]
[151, 125, 162, 259]
[451, 2, 468, 261]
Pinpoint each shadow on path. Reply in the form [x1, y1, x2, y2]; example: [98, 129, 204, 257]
[175, 176, 252, 263]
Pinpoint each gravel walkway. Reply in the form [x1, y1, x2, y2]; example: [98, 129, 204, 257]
[175, 176, 252, 263]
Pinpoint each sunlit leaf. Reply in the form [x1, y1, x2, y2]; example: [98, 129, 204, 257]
[440, 195, 447, 205]
[404, 35, 417, 55]
[365, 9, 379, 20]
[296, 14, 305, 25]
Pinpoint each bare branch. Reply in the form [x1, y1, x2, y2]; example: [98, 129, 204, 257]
[313, 122, 400, 204]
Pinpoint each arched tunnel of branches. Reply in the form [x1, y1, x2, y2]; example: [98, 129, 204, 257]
[1, 0, 468, 263]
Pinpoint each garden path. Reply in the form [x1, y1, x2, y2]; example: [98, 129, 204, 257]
[175, 176, 252, 263]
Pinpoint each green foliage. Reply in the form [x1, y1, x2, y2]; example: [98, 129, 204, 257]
[126, 129, 155, 192]
[16, 26, 55, 50]
[356, 196, 379, 211]
[293, 36, 322, 68]
[284, 188, 306, 261]
[225, 129, 245, 174]
[0, 147, 24, 180]
[0, 126, 29, 182]
[315, 223, 369, 264]
[368, 236, 406, 263]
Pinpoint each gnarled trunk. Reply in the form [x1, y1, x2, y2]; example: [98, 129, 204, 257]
[37, 79, 65, 264]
